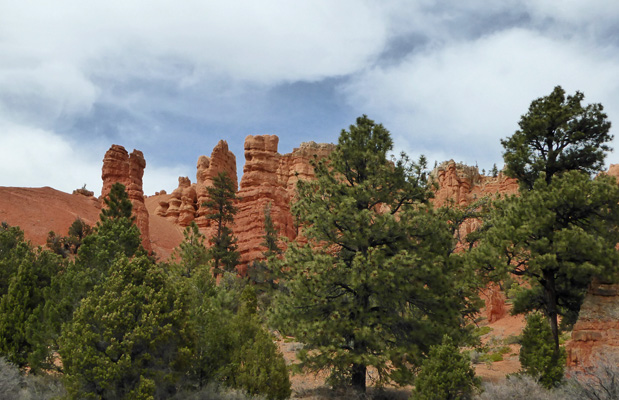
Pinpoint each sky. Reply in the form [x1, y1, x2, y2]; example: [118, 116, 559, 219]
[1, 1, 619, 196]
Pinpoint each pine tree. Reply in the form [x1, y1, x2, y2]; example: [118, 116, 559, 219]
[274, 115, 479, 392]
[173, 222, 209, 278]
[519, 313, 566, 388]
[0, 226, 62, 372]
[66, 217, 92, 254]
[502, 86, 612, 190]
[473, 171, 619, 353]
[491, 164, 499, 177]
[261, 202, 282, 259]
[411, 335, 480, 400]
[44, 184, 145, 354]
[59, 255, 192, 399]
[101, 182, 135, 222]
[249, 202, 282, 292]
[0, 223, 28, 298]
[203, 172, 240, 277]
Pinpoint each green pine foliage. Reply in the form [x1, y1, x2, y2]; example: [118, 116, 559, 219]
[76, 182, 144, 289]
[46, 218, 93, 258]
[184, 275, 290, 399]
[224, 287, 290, 400]
[0, 225, 62, 372]
[0, 222, 29, 298]
[274, 115, 480, 392]
[172, 230, 290, 399]
[473, 171, 619, 352]
[249, 202, 283, 296]
[411, 335, 480, 400]
[66, 217, 93, 254]
[491, 164, 499, 177]
[44, 184, 145, 346]
[519, 313, 566, 388]
[101, 182, 135, 222]
[173, 222, 210, 278]
[502, 86, 612, 190]
[204, 172, 240, 276]
[59, 255, 193, 399]
[260, 202, 282, 259]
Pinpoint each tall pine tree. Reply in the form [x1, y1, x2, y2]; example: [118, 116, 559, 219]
[203, 172, 240, 277]
[474, 171, 619, 353]
[274, 115, 479, 392]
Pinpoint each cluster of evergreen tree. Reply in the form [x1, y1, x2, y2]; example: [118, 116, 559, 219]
[0, 85, 618, 399]
[0, 180, 290, 399]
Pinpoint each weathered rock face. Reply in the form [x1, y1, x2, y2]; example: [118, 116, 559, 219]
[196, 141, 238, 227]
[606, 163, 619, 179]
[482, 284, 508, 323]
[233, 136, 335, 272]
[567, 281, 619, 371]
[101, 145, 151, 252]
[431, 160, 518, 207]
[156, 140, 237, 228]
[153, 136, 335, 274]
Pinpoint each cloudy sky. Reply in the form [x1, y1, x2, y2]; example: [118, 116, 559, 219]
[1, 1, 619, 195]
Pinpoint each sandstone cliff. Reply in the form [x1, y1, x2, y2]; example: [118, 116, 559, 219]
[101, 145, 151, 252]
[566, 281, 619, 371]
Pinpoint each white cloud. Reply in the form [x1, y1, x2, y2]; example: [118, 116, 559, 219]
[342, 28, 619, 169]
[0, 119, 191, 196]
[0, 121, 104, 194]
[0, 1, 388, 85]
[2, 0, 619, 192]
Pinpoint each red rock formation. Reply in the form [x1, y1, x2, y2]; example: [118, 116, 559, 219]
[483, 284, 508, 323]
[101, 145, 131, 198]
[101, 145, 151, 252]
[278, 141, 335, 195]
[234, 135, 292, 270]
[567, 281, 619, 371]
[606, 163, 619, 179]
[156, 140, 237, 228]
[232, 137, 337, 272]
[195, 140, 238, 227]
[432, 160, 518, 207]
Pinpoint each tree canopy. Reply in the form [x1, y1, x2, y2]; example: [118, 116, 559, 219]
[274, 115, 479, 392]
[473, 171, 619, 352]
[59, 255, 192, 399]
[204, 171, 240, 276]
[502, 86, 612, 190]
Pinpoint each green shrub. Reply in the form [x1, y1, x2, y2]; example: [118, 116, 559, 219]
[59, 256, 192, 399]
[519, 313, 566, 388]
[502, 334, 520, 345]
[473, 326, 492, 337]
[411, 335, 480, 400]
[189, 284, 290, 400]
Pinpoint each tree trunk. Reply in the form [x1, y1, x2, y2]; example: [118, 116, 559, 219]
[351, 363, 366, 393]
[543, 270, 560, 353]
